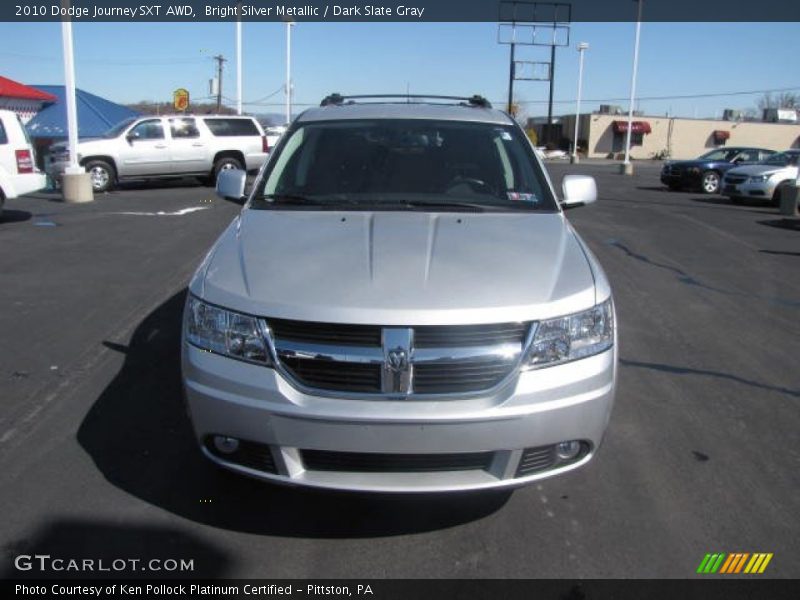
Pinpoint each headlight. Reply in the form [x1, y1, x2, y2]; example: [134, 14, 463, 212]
[749, 174, 770, 183]
[523, 299, 614, 369]
[185, 296, 271, 364]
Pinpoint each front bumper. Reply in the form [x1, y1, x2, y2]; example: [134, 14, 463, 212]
[721, 179, 776, 199]
[661, 171, 700, 188]
[182, 342, 616, 492]
[2, 171, 47, 199]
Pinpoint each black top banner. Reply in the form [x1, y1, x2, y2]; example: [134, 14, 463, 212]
[4, 0, 800, 22]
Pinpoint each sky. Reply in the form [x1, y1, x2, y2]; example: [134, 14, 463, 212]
[0, 21, 798, 121]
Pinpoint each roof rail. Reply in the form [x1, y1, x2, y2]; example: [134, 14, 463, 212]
[320, 94, 492, 109]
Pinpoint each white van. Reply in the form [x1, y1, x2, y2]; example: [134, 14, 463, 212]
[0, 109, 47, 217]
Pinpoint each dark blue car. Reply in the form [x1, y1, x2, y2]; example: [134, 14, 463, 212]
[660, 147, 776, 194]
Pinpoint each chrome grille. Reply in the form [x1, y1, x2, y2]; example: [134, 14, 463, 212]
[269, 319, 381, 346]
[725, 174, 748, 184]
[414, 357, 516, 394]
[266, 319, 532, 398]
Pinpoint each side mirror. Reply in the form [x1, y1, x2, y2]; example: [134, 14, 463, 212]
[215, 169, 247, 203]
[126, 132, 139, 143]
[560, 174, 597, 209]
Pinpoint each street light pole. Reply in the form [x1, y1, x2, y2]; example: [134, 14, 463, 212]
[236, 6, 242, 115]
[285, 21, 294, 125]
[571, 42, 588, 164]
[622, 0, 643, 175]
[59, 0, 92, 202]
[61, 19, 79, 175]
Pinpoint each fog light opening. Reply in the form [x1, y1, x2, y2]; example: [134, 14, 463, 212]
[556, 440, 581, 461]
[213, 435, 240, 454]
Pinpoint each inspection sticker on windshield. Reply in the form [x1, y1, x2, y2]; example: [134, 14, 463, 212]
[507, 192, 537, 202]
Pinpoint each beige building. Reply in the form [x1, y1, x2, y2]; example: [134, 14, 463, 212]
[558, 113, 800, 160]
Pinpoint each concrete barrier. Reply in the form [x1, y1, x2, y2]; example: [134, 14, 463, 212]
[779, 183, 800, 217]
[61, 171, 93, 204]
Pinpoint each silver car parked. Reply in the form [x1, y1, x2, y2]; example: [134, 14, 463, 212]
[721, 150, 800, 205]
[182, 94, 617, 493]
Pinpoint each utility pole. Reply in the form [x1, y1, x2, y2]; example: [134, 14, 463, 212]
[285, 21, 291, 124]
[546, 43, 556, 144]
[507, 39, 515, 114]
[213, 54, 226, 113]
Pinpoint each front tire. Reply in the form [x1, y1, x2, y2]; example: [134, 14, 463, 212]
[84, 160, 116, 193]
[700, 171, 720, 194]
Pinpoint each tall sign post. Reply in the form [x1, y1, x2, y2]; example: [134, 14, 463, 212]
[498, 2, 571, 144]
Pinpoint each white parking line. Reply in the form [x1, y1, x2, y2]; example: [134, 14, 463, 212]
[113, 206, 211, 217]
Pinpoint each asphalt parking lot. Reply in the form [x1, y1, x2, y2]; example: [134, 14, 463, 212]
[0, 162, 798, 579]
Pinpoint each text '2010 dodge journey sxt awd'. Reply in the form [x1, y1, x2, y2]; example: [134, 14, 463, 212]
[182, 94, 617, 493]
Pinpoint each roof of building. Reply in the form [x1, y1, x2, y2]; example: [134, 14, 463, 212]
[0, 76, 57, 102]
[25, 85, 139, 139]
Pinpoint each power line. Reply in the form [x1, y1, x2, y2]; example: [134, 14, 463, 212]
[508, 85, 800, 105]
[0, 51, 206, 66]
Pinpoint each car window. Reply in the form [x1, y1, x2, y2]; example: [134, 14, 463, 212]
[170, 118, 200, 139]
[204, 118, 259, 137]
[759, 151, 775, 161]
[761, 152, 797, 167]
[130, 119, 164, 140]
[254, 119, 557, 212]
[735, 150, 759, 162]
[699, 149, 728, 161]
[103, 118, 136, 138]
[0, 118, 7, 145]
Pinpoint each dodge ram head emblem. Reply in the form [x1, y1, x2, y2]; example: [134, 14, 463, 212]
[387, 347, 408, 372]
[382, 328, 413, 394]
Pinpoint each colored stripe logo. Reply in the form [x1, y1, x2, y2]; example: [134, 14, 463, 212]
[697, 553, 773, 574]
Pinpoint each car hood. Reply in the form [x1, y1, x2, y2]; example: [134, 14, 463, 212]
[726, 164, 791, 177]
[193, 210, 598, 325]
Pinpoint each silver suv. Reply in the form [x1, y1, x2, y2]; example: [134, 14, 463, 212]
[46, 115, 269, 192]
[182, 94, 617, 493]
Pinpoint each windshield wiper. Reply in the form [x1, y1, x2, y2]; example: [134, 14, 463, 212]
[261, 193, 326, 205]
[393, 200, 490, 212]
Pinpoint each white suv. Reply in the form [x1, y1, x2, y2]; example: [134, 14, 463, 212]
[0, 109, 47, 217]
[46, 115, 270, 192]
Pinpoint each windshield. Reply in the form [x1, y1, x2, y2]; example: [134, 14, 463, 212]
[103, 117, 137, 138]
[760, 151, 800, 167]
[698, 149, 736, 161]
[252, 119, 557, 212]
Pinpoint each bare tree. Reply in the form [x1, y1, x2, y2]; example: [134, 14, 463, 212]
[757, 92, 798, 110]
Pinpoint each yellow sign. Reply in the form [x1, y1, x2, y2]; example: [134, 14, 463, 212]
[173, 88, 190, 112]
